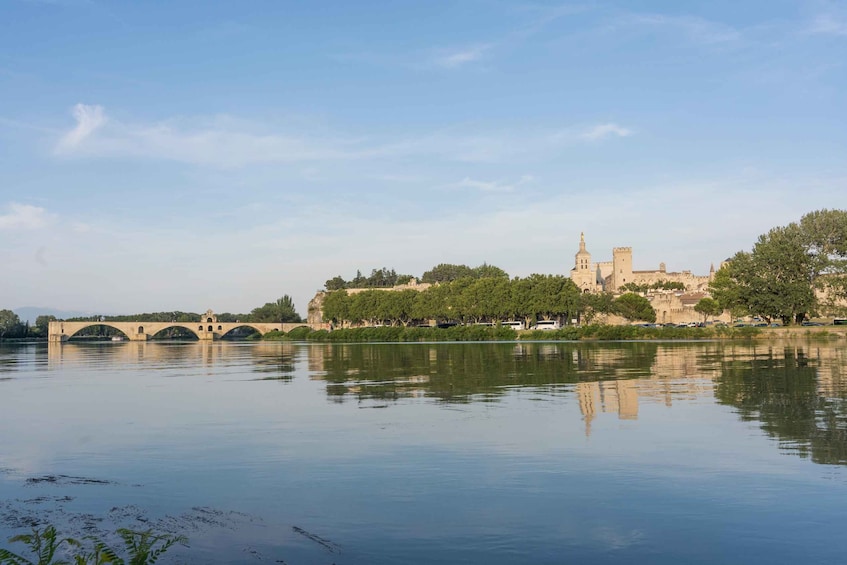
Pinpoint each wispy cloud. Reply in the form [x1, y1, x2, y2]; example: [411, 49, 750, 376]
[432, 43, 493, 69]
[56, 103, 106, 151]
[612, 13, 742, 46]
[0, 202, 55, 230]
[805, 14, 847, 36]
[53, 105, 633, 168]
[579, 123, 633, 142]
[451, 174, 535, 193]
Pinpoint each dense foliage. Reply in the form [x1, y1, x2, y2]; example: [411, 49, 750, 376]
[619, 280, 686, 293]
[612, 293, 657, 323]
[0, 310, 28, 339]
[322, 274, 587, 327]
[324, 268, 415, 290]
[248, 295, 302, 323]
[709, 209, 847, 324]
[694, 297, 723, 323]
[324, 263, 508, 291]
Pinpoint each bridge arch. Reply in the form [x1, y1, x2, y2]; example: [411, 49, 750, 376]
[149, 324, 202, 340]
[219, 324, 268, 339]
[67, 323, 132, 340]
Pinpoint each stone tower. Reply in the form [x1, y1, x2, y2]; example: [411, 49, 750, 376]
[611, 247, 633, 292]
[572, 232, 595, 293]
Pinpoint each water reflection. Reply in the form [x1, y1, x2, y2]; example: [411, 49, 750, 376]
[307, 340, 847, 465]
[22, 339, 847, 467]
[714, 344, 847, 465]
[44, 341, 300, 382]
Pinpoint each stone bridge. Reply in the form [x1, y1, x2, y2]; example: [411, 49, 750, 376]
[48, 310, 329, 342]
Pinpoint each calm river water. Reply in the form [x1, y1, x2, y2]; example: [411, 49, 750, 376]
[1, 340, 846, 564]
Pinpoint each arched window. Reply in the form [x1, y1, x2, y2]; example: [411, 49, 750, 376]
[217, 325, 222, 331]
[137, 326, 144, 334]
[206, 318, 213, 323]
[198, 325, 203, 331]
[208, 325, 213, 331]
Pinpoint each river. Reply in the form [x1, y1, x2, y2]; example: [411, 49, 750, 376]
[1, 340, 846, 564]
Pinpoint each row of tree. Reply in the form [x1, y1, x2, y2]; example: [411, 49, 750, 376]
[619, 280, 686, 293]
[709, 209, 847, 324]
[321, 275, 657, 327]
[324, 263, 509, 290]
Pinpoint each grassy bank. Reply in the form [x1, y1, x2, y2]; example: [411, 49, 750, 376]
[261, 324, 774, 342]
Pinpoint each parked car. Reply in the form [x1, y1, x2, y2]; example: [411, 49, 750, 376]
[802, 321, 824, 326]
[530, 320, 560, 330]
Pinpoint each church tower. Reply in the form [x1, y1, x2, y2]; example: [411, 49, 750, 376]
[571, 232, 596, 293]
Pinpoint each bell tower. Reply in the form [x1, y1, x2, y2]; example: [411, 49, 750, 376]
[571, 232, 596, 292]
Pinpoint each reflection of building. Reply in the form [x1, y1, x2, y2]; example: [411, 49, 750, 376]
[575, 344, 723, 436]
[577, 380, 639, 436]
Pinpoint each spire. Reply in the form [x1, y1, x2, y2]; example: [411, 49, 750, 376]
[579, 231, 586, 253]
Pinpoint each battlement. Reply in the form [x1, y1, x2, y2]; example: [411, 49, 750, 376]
[612, 247, 632, 254]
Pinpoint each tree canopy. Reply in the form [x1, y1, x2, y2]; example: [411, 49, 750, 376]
[322, 275, 583, 327]
[710, 209, 847, 323]
[249, 295, 302, 323]
[612, 293, 657, 323]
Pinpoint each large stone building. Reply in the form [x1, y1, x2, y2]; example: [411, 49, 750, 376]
[571, 232, 714, 294]
[571, 233, 726, 324]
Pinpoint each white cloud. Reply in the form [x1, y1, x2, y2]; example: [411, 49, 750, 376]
[579, 123, 633, 142]
[0, 202, 55, 230]
[451, 174, 535, 193]
[433, 44, 492, 68]
[806, 14, 847, 36]
[56, 103, 106, 151]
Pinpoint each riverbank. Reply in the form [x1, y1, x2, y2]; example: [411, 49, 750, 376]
[261, 324, 748, 342]
[260, 324, 847, 343]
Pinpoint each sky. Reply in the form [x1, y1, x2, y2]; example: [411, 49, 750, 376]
[1, 0, 845, 316]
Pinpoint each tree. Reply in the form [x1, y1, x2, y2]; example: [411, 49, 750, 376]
[799, 209, 847, 314]
[34, 315, 57, 337]
[710, 226, 816, 324]
[694, 297, 722, 323]
[0, 309, 23, 339]
[613, 293, 656, 322]
[579, 292, 614, 324]
[420, 263, 476, 283]
[709, 210, 847, 324]
[324, 276, 346, 291]
[322, 290, 351, 326]
[249, 295, 302, 323]
[473, 263, 509, 280]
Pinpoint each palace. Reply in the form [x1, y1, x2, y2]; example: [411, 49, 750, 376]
[570, 233, 727, 325]
[570, 232, 715, 294]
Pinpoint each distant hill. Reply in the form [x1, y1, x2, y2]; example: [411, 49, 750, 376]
[13, 307, 97, 324]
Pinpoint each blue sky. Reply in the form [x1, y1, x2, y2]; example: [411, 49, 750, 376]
[1, 0, 845, 315]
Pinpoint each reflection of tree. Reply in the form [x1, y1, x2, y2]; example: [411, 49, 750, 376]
[251, 349, 296, 382]
[315, 342, 659, 404]
[714, 346, 847, 465]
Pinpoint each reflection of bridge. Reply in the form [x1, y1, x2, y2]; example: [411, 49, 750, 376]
[48, 309, 328, 342]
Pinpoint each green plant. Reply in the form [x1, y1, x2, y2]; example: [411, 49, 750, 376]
[0, 526, 81, 565]
[2, 527, 186, 565]
[114, 529, 186, 565]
